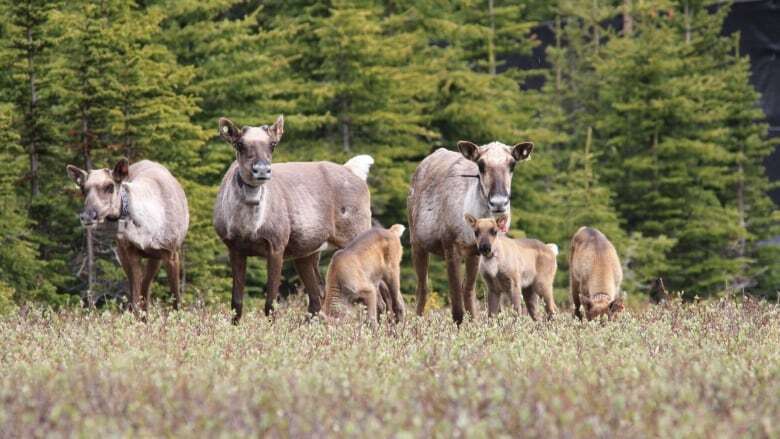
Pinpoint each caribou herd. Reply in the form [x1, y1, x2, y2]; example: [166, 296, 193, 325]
[67, 115, 625, 324]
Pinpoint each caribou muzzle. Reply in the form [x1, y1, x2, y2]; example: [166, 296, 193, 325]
[251, 160, 272, 182]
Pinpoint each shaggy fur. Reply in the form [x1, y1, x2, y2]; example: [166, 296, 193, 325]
[569, 226, 624, 320]
[322, 225, 406, 324]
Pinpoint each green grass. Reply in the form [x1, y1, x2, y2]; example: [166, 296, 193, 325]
[1, 298, 778, 437]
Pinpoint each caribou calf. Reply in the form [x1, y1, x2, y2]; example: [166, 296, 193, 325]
[66, 159, 189, 311]
[408, 140, 533, 324]
[322, 225, 406, 324]
[569, 227, 624, 321]
[466, 214, 558, 320]
[214, 115, 374, 323]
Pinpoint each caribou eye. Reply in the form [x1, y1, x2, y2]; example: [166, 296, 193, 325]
[104, 184, 114, 194]
[270, 141, 278, 148]
[477, 160, 485, 173]
[235, 141, 244, 151]
[490, 229, 497, 236]
[474, 230, 479, 237]
[508, 160, 517, 172]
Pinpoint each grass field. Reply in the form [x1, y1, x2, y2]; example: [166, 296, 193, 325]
[0, 298, 778, 437]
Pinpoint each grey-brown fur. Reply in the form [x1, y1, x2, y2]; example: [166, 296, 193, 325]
[569, 226, 624, 320]
[66, 159, 189, 312]
[466, 215, 558, 320]
[214, 116, 373, 322]
[323, 225, 406, 324]
[407, 141, 533, 324]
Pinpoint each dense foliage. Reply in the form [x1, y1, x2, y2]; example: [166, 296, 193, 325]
[0, 299, 778, 436]
[0, 0, 776, 308]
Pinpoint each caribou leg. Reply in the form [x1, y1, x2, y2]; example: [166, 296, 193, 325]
[412, 243, 430, 316]
[444, 246, 464, 325]
[229, 249, 247, 324]
[293, 252, 324, 315]
[140, 258, 162, 312]
[264, 251, 284, 316]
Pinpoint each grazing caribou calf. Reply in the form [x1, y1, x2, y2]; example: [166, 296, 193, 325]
[569, 227, 624, 321]
[323, 225, 406, 324]
[214, 115, 373, 323]
[66, 159, 189, 312]
[466, 214, 558, 320]
[408, 140, 533, 324]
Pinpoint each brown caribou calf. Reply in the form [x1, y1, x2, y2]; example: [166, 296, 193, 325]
[466, 214, 558, 320]
[569, 227, 624, 321]
[66, 159, 189, 312]
[323, 225, 406, 324]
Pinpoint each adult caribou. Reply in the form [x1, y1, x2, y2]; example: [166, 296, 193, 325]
[214, 115, 374, 323]
[66, 159, 189, 312]
[407, 141, 533, 324]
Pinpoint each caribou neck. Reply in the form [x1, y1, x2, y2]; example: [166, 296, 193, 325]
[235, 172, 268, 208]
[463, 175, 491, 219]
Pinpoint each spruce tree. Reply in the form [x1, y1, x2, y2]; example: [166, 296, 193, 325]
[590, 5, 748, 295]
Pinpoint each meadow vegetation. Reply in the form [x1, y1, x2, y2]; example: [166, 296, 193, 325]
[1, 298, 778, 437]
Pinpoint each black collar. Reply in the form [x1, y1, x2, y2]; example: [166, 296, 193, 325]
[106, 186, 129, 222]
[236, 172, 264, 206]
[120, 188, 129, 219]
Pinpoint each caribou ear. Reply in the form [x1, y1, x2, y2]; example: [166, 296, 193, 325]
[512, 141, 534, 161]
[610, 294, 625, 313]
[112, 158, 129, 182]
[218, 117, 241, 143]
[457, 141, 480, 162]
[269, 115, 284, 142]
[495, 214, 509, 231]
[464, 213, 478, 228]
[66, 165, 87, 187]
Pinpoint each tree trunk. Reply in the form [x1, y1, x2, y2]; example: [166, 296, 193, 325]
[555, 15, 561, 93]
[684, 1, 691, 44]
[340, 118, 351, 152]
[85, 228, 95, 308]
[81, 113, 95, 304]
[26, 22, 39, 198]
[584, 126, 593, 202]
[623, 0, 633, 36]
[488, 0, 496, 76]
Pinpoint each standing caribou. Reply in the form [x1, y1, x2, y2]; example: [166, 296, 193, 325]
[66, 159, 189, 312]
[214, 115, 374, 323]
[407, 141, 533, 324]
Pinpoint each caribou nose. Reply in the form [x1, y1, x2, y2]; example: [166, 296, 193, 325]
[251, 160, 271, 180]
[488, 195, 509, 212]
[478, 244, 492, 256]
[79, 209, 97, 225]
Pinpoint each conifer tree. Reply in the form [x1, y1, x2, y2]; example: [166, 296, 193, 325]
[1, 0, 59, 199]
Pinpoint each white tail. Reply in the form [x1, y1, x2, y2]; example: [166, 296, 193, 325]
[546, 243, 559, 256]
[344, 155, 374, 181]
[389, 224, 406, 238]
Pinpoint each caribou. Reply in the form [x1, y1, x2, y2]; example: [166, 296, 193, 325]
[466, 214, 558, 320]
[569, 226, 624, 321]
[322, 224, 406, 324]
[407, 140, 533, 324]
[213, 115, 374, 323]
[66, 159, 189, 312]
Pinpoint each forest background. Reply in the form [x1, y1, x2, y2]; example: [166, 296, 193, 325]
[0, 0, 777, 311]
